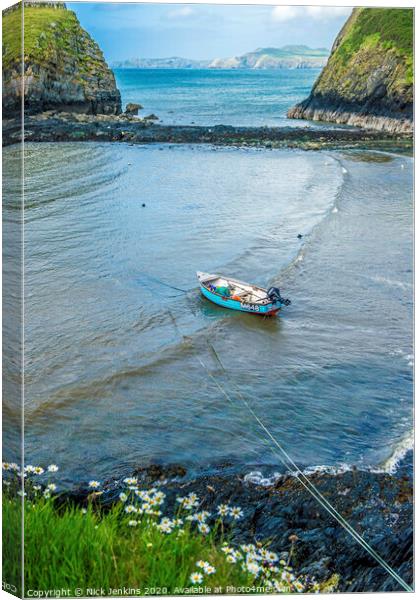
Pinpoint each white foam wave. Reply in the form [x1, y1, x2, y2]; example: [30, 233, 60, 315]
[378, 429, 414, 474]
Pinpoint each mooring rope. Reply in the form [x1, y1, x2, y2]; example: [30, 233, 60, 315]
[136, 271, 412, 592]
[165, 308, 412, 592]
[202, 346, 412, 592]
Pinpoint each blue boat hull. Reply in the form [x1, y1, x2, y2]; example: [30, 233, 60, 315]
[200, 285, 281, 315]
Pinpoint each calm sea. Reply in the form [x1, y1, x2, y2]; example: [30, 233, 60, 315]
[115, 67, 327, 127]
[3, 70, 413, 486]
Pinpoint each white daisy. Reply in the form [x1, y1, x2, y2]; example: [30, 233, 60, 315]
[229, 506, 243, 520]
[190, 572, 203, 584]
[47, 464, 59, 472]
[88, 480, 101, 489]
[198, 523, 210, 535]
[128, 520, 138, 527]
[203, 564, 216, 575]
[217, 504, 230, 517]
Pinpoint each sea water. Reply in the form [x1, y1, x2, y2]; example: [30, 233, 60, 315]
[115, 68, 329, 127]
[3, 141, 412, 486]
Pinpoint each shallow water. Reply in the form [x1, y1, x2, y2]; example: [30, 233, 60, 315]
[3, 142, 413, 485]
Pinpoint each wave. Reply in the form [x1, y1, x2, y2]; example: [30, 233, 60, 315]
[243, 430, 414, 485]
[377, 429, 414, 474]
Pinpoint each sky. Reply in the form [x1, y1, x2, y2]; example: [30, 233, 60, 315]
[68, 3, 353, 62]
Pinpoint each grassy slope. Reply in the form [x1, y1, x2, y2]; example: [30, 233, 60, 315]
[314, 8, 413, 100]
[3, 6, 106, 81]
[251, 46, 329, 59]
[334, 8, 413, 83]
[2, 495, 338, 595]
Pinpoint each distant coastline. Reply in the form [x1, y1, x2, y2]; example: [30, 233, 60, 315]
[111, 45, 329, 70]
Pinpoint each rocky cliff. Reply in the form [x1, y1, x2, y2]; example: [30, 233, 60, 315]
[287, 8, 413, 133]
[2, 2, 121, 116]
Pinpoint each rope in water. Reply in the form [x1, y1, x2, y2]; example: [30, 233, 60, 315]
[165, 306, 412, 592]
[138, 275, 412, 591]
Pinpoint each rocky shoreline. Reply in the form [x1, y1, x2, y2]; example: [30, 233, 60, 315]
[3, 111, 413, 153]
[62, 457, 413, 593]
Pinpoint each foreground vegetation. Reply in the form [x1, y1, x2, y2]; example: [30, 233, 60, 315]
[3, 462, 339, 596]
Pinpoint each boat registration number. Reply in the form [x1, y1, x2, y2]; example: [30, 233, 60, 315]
[241, 302, 260, 312]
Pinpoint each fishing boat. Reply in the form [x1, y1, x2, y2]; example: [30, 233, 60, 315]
[197, 271, 291, 316]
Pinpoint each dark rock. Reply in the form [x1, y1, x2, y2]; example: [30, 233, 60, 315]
[125, 103, 143, 116]
[144, 113, 159, 121]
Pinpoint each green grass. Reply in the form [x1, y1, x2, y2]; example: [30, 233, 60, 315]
[2, 466, 339, 596]
[334, 8, 413, 83]
[3, 5, 103, 77]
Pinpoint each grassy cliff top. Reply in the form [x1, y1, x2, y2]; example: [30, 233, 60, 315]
[329, 8, 413, 85]
[3, 4, 105, 75]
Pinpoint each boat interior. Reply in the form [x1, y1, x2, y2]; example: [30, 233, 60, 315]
[203, 276, 270, 304]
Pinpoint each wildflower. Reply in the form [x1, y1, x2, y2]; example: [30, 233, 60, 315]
[293, 581, 305, 592]
[173, 518, 183, 526]
[24, 465, 35, 473]
[125, 505, 137, 514]
[198, 523, 210, 535]
[190, 573, 203, 585]
[241, 544, 256, 553]
[123, 477, 138, 486]
[81, 508, 87, 514]
[88, 480, 101, 489]
[221, 545, 233, 554]
[217, 504, 230, 517]
[119, 492, 128, 502]
[47, 464, 59, 472]
[47, 483, 57, 492]
[33, 467, 45, 475]
[3, 481, 11, 487]
[2, 462, 10, 470]
[128, 520, 138, 527]
[147, 543, 153, 548]
[17, 490, 27, 497]
[266, 551, 279, 563]
[281, 571, 295, 583]
[229, 506, 243, 520]
[196, 560, 208, 569]
[43, 491, 51, 499]
[246, 561, 260, 576]
[226, 554, 237, 563]
[153, 491, 166, 504]
[9, 463, 19, 471]
[195, 510, 210, 523]
[203, 564, 216, 575]
[157, 522, 173, 534]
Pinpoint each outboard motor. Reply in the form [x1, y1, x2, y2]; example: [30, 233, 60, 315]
[267, 286, 291, 306]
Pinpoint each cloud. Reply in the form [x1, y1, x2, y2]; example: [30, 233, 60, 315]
[166, 6, 195, 20]
[272, 6, 352, 23]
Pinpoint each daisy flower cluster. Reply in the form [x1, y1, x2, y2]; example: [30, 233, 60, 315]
[116, 477, 171, 527]
[3, 461, 59, 499]
[219, 543, 314, 593]
[216, 503, 244, 520]
[189, 560, 216, 584]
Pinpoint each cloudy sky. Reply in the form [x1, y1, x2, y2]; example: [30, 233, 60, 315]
[68, 3, 353, 62]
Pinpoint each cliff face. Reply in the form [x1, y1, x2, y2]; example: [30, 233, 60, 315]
[288, 8, 413, 133]
[2, 2, 121, 116]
